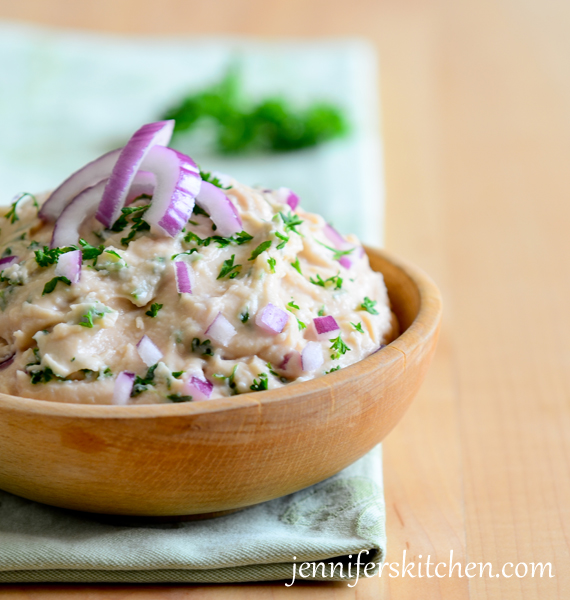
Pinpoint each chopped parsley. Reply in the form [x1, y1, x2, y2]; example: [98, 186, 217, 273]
[184, 230, 253, 248]
[4, 193, 38, 224]
[296, 318, 307, 331]
[34, 246, 76, 268]
[191, 337, 214, 357]
[329, 335, 351, 360]
[42, 276, 71, 295]
[1, 247, 11, 258]
[275, 232, 289, 249]
[145, 303, 163, 318]
[325, 366, 341, 374]
[199, 170, 230, 189]
[131, 364, 158, 397]
[78, 306, 108, 328]
[291, 258, 302, 274]
[286, 299, 306, 330]
[248, 240, 272, 261]
[351, 322, 365, 333]
[192, 205, 210, 218]
[167, 393, 193, 403]
[214, 364, 239, 395]
[309, 272, 343, 290]
[266, 362, 279, 377]
[250, 373, 269, 392]
[171, 248, 198, 260]
[287, 300, 300, 311]
[279, 211, 304, 235]
[30, 367, 57, 384]
[240, 310, 249, 323]
[217, 254, 241, 279]
[108, 204, 151, 245]
[171, 371, 184, 379]
[267, 257, 276, 273]
[315, 240, 355, 262]
[78, 239, 106, 264]
[318, 305, 326, 316]
[360, 296, 379, 315]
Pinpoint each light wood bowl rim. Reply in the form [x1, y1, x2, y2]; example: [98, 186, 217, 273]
[0, 246, 441, 419]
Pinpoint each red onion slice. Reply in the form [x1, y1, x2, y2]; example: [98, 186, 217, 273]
[301, 342, 324, 372]
[174, 261, 193, 294]
[205, 313, 236, 346]
[195, 181, 242, 237]
[51, 170, 155, 249]
[313, 315, 340, 340]
[183, 375, 213, 401]
[39, 148, 121, 223]
[112, 371, 135, 405]
[275, 187, 300, 210]
[0, 256, 19, 269]
[54, 249, 82, 284]
[138, 146, 201, 237]
[137, 335, 163, 367]
[0, 353, 15, 370]
[96, 121, 174, 228]
[255, 303, 289, 334]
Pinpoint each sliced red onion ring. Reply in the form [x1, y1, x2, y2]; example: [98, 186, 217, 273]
[51, 170, 156, 249]
[54, 249, 82, 284]
[138, 146, 201, 237]
[205, 313, 236, 346]
[174, 261, 193, 294]
[39, 148, 121, 223]
[313, 315, 340, 340]
[0, 353, 15, 370]
[255, 303, 289, 334]
[112, 371, 135, 405]
[137, 335, 163, 367]
[126, 170, 156, 203]
[275, 187, 300, 211]
[195, 181, 242, 237]
[301, 342, 324, 372]
[0, 256, 19, 269]
[96, 121, 174, 228]
[183, 375, 213, 401]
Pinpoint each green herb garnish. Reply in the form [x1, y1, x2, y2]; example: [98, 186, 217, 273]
[30, 367, 56, 384]
[240, 310, 249, 323]
[315, 240, 355, 262]
[280, 211, 304, 235]
[78, 239, 106, 264]
[167, 393, 193, 403]
[191, 337, 214, 357]
[325, 366, 341, 374]
[360, 296, 379, 315]
[275, 232, 289, 249]
[34, 246, 76, 268]
[329, 335, 351, 360]
[291, 258, 302, 274]
[248, 240, 272, 261]
[42, 276, 71, 295]
[184, 230, 252, 248]
[171, 371, 184, 379]
[351, 322, 364, 333]
[250, 373, 269, 392]
[318, 305, 326, 316]
[217, 254, 241, 279]
[145, 303, 163, 318]
[78, 306, 108, 328]
[267, 257, 276, 273]
[199, 170, 230, 189]
[4, 193, 38, 224]
[309, 272, 343, 290]
[131, 364, 158, 397]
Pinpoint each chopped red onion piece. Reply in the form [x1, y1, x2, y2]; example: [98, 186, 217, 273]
[0, 256, 19, 269]
[205, 313, 236, 346]
[137, 335, 163, 367]
[301, 342, 324, 372]
[255, 303, 289, 335]
[323, 224, 348, 248]
[174, 261, 192, 294]
[0, 353, 15, 370]
[54, 249, 82, 284]
[313, 315, 340, 340]
[51, 170, 156, 249]
[183, 376, 213, 401]
[275, 187, 300, 210]
[96, 121, 174, 227]
[279, 350, 302, 377]
[339, 256, 354, 270]
[112, 371, 135, 405]
[40, 148, 121, 223]
[196, 181, 242, 237]
[139, 146, 201, 237]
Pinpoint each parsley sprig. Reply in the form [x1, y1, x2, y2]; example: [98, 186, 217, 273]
[145, 303, 163, 318]
[310, 272, 343, 290]
[217, 254, 241, 279]
[248, 240, 272, 261]
[250, 373, 269, 392]
[315, 240, 355, 262]
[280, 211, 304, 235]
[4, 193, 38, 224]
[329, 335, 351, 360]
[42, 276, 71, 295]
[360, 296, 379, 315]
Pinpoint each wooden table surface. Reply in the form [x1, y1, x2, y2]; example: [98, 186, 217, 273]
[1, 0, 569, 598]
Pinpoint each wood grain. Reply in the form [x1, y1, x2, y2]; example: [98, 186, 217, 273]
[0, 248, 441, 515]
[0, 0, 569, 597]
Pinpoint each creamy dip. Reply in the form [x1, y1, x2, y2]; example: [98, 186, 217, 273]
[0, 177, 396, 404]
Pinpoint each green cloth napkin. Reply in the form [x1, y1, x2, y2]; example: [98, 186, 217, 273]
[0, 445, 385, 584]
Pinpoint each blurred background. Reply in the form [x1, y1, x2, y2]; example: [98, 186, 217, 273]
[1, 1, 570, 597]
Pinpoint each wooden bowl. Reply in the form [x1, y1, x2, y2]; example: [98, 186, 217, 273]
[0, 247, 442, 516]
